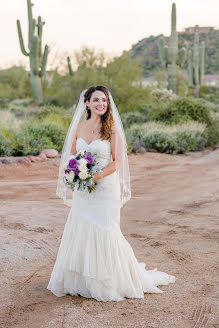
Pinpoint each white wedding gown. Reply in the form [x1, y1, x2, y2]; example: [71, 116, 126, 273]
[47, 137, 176, 301]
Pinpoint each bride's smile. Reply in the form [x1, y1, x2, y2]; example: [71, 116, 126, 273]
[86, 90, 108, 116]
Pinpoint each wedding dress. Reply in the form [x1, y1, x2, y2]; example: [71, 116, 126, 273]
[47, 137, 176, 302]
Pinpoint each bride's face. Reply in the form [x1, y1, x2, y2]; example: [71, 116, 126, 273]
[86, 90, 108, 116]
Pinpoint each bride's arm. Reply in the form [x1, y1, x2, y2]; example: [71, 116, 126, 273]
[71, 124, 80, 154]
[92, 124, 123, 182]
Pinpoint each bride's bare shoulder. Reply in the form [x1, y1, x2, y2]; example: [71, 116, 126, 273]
[76, 121, 86, 137]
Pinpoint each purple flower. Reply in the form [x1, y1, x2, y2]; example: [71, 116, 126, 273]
[68, 158, 78, 170]
[74, 168, 79, 175]
[84, 153, 94, 164]
[65, 169, 68, 174]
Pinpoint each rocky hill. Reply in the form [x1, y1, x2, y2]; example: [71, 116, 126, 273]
[130, 28, 219, 77]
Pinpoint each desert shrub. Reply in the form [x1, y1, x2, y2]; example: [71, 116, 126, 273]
[7, 102, 43, 119]
[198, 98, 219, 113]
[126, 121, 208, 154]
[150, 88, 178, 102]
[14, 122, 66, 156]
[150, 96, 218, 146]
[41, 112, 72, 129]
[0, 133, 13, 156]
[121, 111, 148, 129]
[0, 110, 24, 130]
[200, 85, 219, 104]
[142, 130, 176, 153]
[37, 105, 67, 119]
[0, 67, 32, 101]
[152, 97, 214, 125]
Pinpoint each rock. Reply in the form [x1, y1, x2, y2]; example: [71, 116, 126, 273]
[148, 149, 158, 153]
[41, 149, 58, 158]
[24, 157, 32, 163]
[38, 153, 48, 160]
[27, 155, 37, 162]
[33, 156, 42, 161]
[17, 158, 31, 164]
[1, 159, 11, 164]
[135, 146, 146, 153]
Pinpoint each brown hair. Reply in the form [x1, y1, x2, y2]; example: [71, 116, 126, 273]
[84, 85, 114, 141]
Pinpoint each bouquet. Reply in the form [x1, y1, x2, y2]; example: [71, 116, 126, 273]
[63, 150, 103, 193]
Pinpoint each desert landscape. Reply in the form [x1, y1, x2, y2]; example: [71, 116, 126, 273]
[0, 148, 218, 328]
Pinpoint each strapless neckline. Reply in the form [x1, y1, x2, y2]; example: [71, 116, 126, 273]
[76, 137, 110, 146]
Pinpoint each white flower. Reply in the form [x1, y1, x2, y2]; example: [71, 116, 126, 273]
[65, 170, 75, 183]
[69, 154, 76, 159]
[79, 171, 88, 180]
[78, 158, 87, 166]
[76, 150, 85, 157]
[79, 166, 88, 174]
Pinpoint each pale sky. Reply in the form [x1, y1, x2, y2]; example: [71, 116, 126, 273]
[0, 0, 218, 69]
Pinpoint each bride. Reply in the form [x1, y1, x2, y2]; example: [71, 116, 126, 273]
[47, 85, 176, 302]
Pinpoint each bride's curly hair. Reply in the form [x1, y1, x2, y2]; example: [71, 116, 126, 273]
[84, 85, 114, 141]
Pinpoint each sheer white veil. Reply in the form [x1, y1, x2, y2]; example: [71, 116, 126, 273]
[56, 87, 131, 208]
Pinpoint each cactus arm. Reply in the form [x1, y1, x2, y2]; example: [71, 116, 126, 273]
[187, 32, 205, 97]
[67, 56, 73, 75]
[171, 3, 176, 35]
[39, 45, 49, 77]
[169, 2, 178, 64]
[37, 16, 42, 60]
[188, 49, 193, 87]
[193, 33, 200, 85]
[16, 20, 29, 56]
[27, 0, 34, 48]
[37, 16, 42, 39]
[199, 41, 205, 85]
[178, 46, 187, 67]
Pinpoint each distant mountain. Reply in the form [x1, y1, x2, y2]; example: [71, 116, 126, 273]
[130, 29, 219, 77]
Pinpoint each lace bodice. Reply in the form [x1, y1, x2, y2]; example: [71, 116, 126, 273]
[76, 137, 112, 168]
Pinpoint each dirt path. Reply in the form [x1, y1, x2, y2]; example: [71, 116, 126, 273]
[0, 149, 218, 328]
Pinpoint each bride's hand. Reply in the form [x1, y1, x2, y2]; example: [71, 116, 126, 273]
[92, 172, 102, 183]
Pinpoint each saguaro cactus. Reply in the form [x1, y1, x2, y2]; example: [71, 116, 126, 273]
[67, 56, 73, 76]
[159, 3, 187, 94]
[17, 0, 49, 102]
[187, 33, 205, 97]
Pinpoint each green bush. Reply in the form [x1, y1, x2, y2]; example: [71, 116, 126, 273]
[150, 88, 177, 102]
[121, 111, 148, 129]
[14, 134, 54, 156]
[14, 122, 66, 156]
[37, 105, 67, 118]
[41, 112, 72, 129]
[152, 97, 214, 125]
[142, 131, 176, 153]
[200, 85, 219, 104]
[126, 121, 208, 154]
[0, 67, 32, 101]
[36, 105, 72, 129]
[0, 133, 13, 156]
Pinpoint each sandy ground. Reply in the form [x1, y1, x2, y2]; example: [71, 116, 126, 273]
[0, 148, 218, 328]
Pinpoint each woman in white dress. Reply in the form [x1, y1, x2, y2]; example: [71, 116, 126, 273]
[47, 85, 176, 302]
